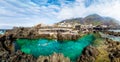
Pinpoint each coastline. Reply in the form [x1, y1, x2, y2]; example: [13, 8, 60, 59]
[0, 27, 120, 62]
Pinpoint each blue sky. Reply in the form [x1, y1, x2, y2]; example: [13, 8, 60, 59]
[0, 0, 120, 29]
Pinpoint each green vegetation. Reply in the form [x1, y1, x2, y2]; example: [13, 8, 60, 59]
[92, 32, 110, 62]
[92, 32, 104, 47]
[95, 46, 110, 62]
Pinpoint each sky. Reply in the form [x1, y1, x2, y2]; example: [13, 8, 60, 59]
[0, 0, 120, 29]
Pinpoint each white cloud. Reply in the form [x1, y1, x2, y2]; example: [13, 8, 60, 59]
[0, 0, 120, 29]
[57, 0, 120, 21]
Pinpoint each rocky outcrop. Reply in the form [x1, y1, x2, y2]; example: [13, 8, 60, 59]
[1, 26, 120, 62]
[0, 33, 71, 62]
[0, 48, 72, 62]
[0, 43, 70, 62]
[0, 26, 79, 62]
[0, 35, 36, 62]
[6, 27, 80, 40]
[0, 50, 36, 62]
[57, 32, 80, 41]
[0, 34, 15, 53]
[7, 27, 39, 39]
[77, 38, 120, 62]
[106, 39, 120, 62]
[103, 31, 120, 36]
[77, 45, 99, 62]
[37, 53, 70, 62]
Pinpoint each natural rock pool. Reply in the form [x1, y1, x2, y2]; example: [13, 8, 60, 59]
[100, 32, 120, 41]
[16, 34, 95, 61]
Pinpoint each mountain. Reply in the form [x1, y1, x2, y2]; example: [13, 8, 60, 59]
[83, 14, 104, 25]
[59, 18, 83, 23]
[58, 14, 119, 27]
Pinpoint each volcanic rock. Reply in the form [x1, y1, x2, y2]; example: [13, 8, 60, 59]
[77, 45, 99, 62]
[37, 53, 70, 62]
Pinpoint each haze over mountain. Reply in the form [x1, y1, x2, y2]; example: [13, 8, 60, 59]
[0, 0, 120, 29]
[59, 14, 119, 27]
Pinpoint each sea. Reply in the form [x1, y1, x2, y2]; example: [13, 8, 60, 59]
[0, 29, 6, 35]
[100, 30, 120, 42]
[109, 30, 120, 32]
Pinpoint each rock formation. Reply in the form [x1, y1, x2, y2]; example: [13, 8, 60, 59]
[103, 31, 120, 36]
[77, 45, 99, 62]
[7, 27, 39, 39]
[106, 39, 120, 62]
[0, 50, 36, 62]
[37, 53, 70, 62]
[5, 27, 80, 40]
[0, 26, 120, 62]
[77, 38, 120, 62]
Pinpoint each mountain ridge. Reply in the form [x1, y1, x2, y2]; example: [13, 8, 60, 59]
[57, 14, 119, 27]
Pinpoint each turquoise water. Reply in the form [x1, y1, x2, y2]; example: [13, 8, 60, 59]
[16, 34, 95, 61]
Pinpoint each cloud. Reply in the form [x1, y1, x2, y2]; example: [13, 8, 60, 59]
[0, 0, 120, 29]
[57, 0, 120, 20]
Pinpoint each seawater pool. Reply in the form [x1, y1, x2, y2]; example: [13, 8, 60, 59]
[16, 34, 95, 61]
[100, 32, 120, 41]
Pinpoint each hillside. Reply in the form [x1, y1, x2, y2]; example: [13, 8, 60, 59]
[58, 14, 119, 27]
